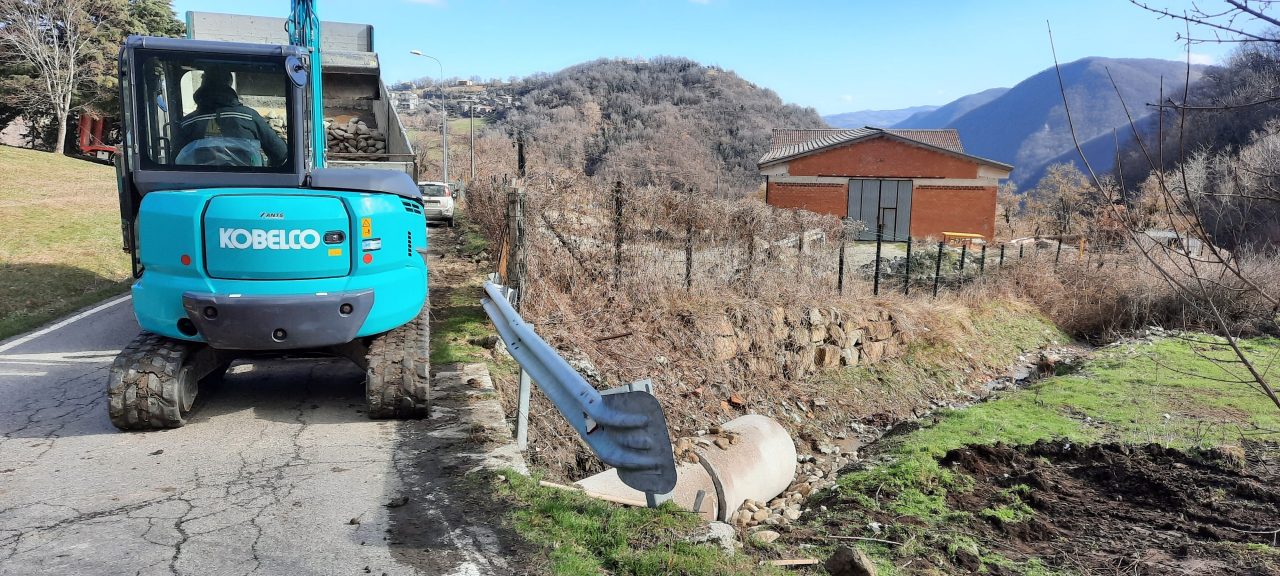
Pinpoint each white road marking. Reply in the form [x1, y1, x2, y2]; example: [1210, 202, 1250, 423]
[0, 295, 131, 353]
[0, 351, 121, 364]
[0, 370, 48, 377]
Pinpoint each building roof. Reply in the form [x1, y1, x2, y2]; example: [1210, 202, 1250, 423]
[884, 129, 964, 153]
[759, 127, 1012, 171]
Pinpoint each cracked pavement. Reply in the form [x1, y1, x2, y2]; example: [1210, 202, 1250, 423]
[0, 228, 533, 576]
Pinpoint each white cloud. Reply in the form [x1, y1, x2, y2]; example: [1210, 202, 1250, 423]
[1188, 53, 1214, 66]
[407, 0, 446, 5]
[840, 94, 854, 103]
[689, 0, 712, 4]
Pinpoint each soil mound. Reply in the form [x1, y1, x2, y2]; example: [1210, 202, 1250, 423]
[941, 440, 1280, 575]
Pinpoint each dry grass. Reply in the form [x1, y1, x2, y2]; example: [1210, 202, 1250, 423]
[0, 146, 131, 339]
[466, 177, 1068, 480]
[973, 246, 1280, 342]
[466, 172, 1280, 479]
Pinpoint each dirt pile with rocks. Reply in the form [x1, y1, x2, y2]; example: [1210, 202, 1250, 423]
[942, 440, 1280, 575]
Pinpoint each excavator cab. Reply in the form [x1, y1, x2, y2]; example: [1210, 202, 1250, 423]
[111, 36, 430, 431]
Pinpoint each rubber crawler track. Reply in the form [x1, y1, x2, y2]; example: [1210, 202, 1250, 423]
[107, 333, 195, 430]
[365, 302, 430, 419]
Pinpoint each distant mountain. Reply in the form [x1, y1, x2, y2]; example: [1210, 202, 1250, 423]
[941, 58, 1202, 188]
[893, 88, 1009, 129]
[823, 105, 938, 129]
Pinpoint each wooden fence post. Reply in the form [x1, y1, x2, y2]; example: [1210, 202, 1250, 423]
[933, 241, 944, 298]
[684, 185, 694, 291]
[612, 181, 624, 289]
[903, 236, 913, 295]
[872, 225, 884, 296]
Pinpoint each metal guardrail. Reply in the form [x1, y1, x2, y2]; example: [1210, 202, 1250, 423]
[481, 280, 677, 496]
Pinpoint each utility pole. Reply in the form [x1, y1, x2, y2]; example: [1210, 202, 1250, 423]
[442, 100, 449, 183]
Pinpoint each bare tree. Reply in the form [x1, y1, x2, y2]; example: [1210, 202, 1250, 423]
[1049, 14, 1280, 410]
[996, 181, 1020, 238]
[1028, 163, 1094, 235]
[0, 0, 92, 154]
[1131, 0, 1280, 46]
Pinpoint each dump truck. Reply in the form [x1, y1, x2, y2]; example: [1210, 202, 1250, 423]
[186, 11, 417, 180]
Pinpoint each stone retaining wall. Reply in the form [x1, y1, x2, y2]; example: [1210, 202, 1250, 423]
[696, 304, 906, 381]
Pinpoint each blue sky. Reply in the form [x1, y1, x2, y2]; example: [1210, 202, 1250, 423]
[172, 0, 1254, 114]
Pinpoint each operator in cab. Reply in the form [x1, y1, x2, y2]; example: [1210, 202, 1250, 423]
[173, 69, 288, 167]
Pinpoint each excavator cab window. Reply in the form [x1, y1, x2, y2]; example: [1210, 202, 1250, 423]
[133, 50, 295, 173]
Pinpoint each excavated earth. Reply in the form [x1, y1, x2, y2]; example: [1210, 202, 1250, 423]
[941, 440, 1280, 575]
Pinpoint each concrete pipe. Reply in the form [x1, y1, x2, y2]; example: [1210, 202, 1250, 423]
[575, 461, 721, 521]
[573, 414, 797, 522]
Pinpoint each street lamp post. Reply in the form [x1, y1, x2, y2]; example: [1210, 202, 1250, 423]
[409, 50, 448, 183]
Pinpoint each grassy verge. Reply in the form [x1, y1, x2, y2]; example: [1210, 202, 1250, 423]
[806, 335, 1280, 575]
[429, 272, 493, 366]
[0, 146, 131, 340]
[427, 217, 505, 369]
[497, 472, 776, 575]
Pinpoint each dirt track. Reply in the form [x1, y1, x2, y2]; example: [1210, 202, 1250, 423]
[942, 440, 1280, 575]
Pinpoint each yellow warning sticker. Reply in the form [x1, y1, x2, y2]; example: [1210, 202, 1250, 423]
[361, 217, 372, 238]
[328, 248, 343, 257]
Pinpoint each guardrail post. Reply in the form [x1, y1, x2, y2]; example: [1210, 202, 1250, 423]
[516, 369, 532, 450]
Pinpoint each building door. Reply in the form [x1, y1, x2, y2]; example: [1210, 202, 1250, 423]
[879, 207, 898, 240]
[847, 179, 912, 241]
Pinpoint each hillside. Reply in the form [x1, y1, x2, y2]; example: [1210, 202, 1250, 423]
[502, 57, 826, 192]
[889, 58, 1200, 188]
[964, 58, 1200, 186]
[892, 87, 1009, 129]
[1115, 43, 1280, 191]
[823, 104, 937, 129]
[0, 146, 130, 339]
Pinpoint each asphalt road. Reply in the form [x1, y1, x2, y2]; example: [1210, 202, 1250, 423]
[0, 226, 530, 576]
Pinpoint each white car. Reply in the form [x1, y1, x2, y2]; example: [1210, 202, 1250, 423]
[417, 181, 456, 227]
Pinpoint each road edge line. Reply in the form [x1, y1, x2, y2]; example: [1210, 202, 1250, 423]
[0, 294, 133, 353]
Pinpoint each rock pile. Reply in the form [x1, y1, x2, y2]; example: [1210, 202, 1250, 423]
[729, 450, 851, 530]
[326, 118, 387, 156]
[672, 427, 742, 465]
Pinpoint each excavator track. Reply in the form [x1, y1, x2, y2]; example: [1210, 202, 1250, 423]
[364, 301, 430, 419]
[107, 333, 207, 430]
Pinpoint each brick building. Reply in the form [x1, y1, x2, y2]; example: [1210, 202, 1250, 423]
[758, 128, 1012, 241]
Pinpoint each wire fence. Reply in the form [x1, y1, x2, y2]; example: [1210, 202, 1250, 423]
[469, 178, 1134, 305]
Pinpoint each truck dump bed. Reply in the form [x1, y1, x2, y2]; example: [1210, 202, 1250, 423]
[186, 11, 416, 180]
